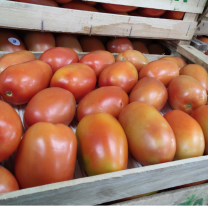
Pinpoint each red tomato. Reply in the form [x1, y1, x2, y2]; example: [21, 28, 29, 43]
[15, 122, 77, 189]
[0, 29, 26, 52]
[24, 87, 76, 130]
[147, 43, 165, 55]
[168, 75, 207, 114]
[101, 3, 137, 13]
[138, 8, 166, 17]
[139, 59, 179, 87]
[119, 102, 176, 166]
[164, 110, 205, 160]
[98, 61, 138, 93]
[39, 47, 79, 73]
[77, 86, 129, 121]
[84, 1, 97, 6]
[76, 113, 128, 176]
[116, 50, 149, 73]
[107, 37, 133, 53]
[95, 3, 128, 15]
[131, 40, 149, 54]
[162, 11, 185, 20]
[79, 50, 115, 77]
[197, 37, 208, 55]
[0, 100, 22, 162]
[0, 50, 36, 74]
[129, 77, 168, 111]
[160, 56, 187, 70]
[12, 0, 59, 6]
[24, 31, 55, 51]
[0, 166, 19, 193]
[0, 60, 53, 105]
[50, 63, 96, 102]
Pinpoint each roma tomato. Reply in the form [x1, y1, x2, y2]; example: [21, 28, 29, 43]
[77, 86, 129, 121]
[0, 60, 53, 105]
[147, 43, 165, 55]
[164, 110, 205, 160]
[79, 50, 115, 77]
[55, 33, 83, 52]
[116, 50, 149, 73]
[24, 31, 55, 51]
[197, 37, 208, 55]
[138, 8, 166, 17]
[12, 0, 59, 6]
[0, 50, 36, 74]
[98, 61, 138, 93]
[107, 37, 133, 53]
[50, 63, 96, 102]
[39, 47, 79, 73]
[76, 113, 128, 176]
[0, 166, 19, 193]
[191, 105, 208, 155]
[0, 29, 25, 52]
[15, 122, 77, 189]
[101, 3, 137, 13]
[168, 75, 207, 114]
[162, 11, 185, 20]
[160, 56, 187, 69]
[24, 87, 76, 130]
[131, 40, 149, 54]
[0, 100, 22, 162]
[119, 102, 176, 166]
[139, 59, 179, 87]
[129, 77, 168, 111]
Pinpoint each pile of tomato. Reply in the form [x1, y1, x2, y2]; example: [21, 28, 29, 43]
[0, 47, 208, 194]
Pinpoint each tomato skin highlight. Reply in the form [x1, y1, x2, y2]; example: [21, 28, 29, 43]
[107, 38, 133, 53]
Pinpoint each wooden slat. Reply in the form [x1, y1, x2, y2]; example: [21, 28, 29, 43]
[82, 0, 207, 13]
[195, 20, 208, 35]
[0, 1, 197, 40]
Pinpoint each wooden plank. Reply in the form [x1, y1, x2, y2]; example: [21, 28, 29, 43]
[82, 0, 207, 13]
[0, 1, 197, 40]
[195, 20, 208, 35]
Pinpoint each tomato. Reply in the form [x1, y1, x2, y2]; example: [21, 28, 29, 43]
[12, 0, 59, 6]
[0, 100, 22, 162]
[84, 1, 97, 6]
[0, 50, 36, 74]
[55, 33, 83, 52]
[39, 47, 79, 73]
[15, 122, 77, 189]
[119, 102, 176, 166]
[129, 77, 168, 111]
[0, 29, 25, 52]
[197, 37, 208, 55]
[138, 8, 166, 18]
[76, 113, 128, 176]
[164, 110, 205, 160]
[95, 4, 127, 15]
[0, 166, 19, 193]
[168, 75, 207, 114]
[24, 87, 76, 130]
[79, 36, 106, 52]
[106, 37, 133, 53]
[98, 61, 138, 93]
[50, 63, 96, 102]
[77, 86, 129, 121]
[162, 11, 185, 20]
[79, 50, 115, 77]
[116, 50, 149, 73]
[0, 60, 53, 105]
[139, 59, 179, 87]
[101, 3, 137, 13]
[24, 31, 55, 51]
[180, 64, 208, 92]
[147, 43, 165, 55]
[55, 0, 73, 4]
[131, 40, 149, 54]
[191, 105, 208, 155]
[160, 56, 187, 69]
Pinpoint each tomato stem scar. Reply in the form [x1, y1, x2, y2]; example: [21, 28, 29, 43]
[6, 91, 13, 97]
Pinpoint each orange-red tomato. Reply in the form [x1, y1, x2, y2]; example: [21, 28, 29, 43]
[139, 59, 179, 87]
[197, 37, 208, 55]
[164, 110, 205, 160]
[55, 33, 83, 52]
[107, 37, 133, 53]
[12, 0, 59, 6]
[147, 43, 165, 55]
[79, 36, 106, 52]
[0, 50, 36, 74]
[77, 86, 129, 121]
[129, 77, 168, 111]
[39, 47, 79, 73]
[24, 87, 76, 130]
[15, 122, 77, 189]
[79, 50, 115, 77]
[76, 113, 128, 176]
[0, 29, 25, 52]
[0, 100, 22, 162]
[50, 63, 96, 102]
[0, 166, 19, 193]
[160, 56, 187, 69]
[99, 61, 138, 93]
[138, 8, 166, 17]
[95, 3, 128, 15]
[0, 60, 53, 105]
[168, 75, 207, 114]
[116, 50, 149, 73]
[101, 3, 137, 13]
[119, 102, 176, 166]
[162, 11, 185, 20]
[24, 31, 55, 51]
[131, 40, 149, 54]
